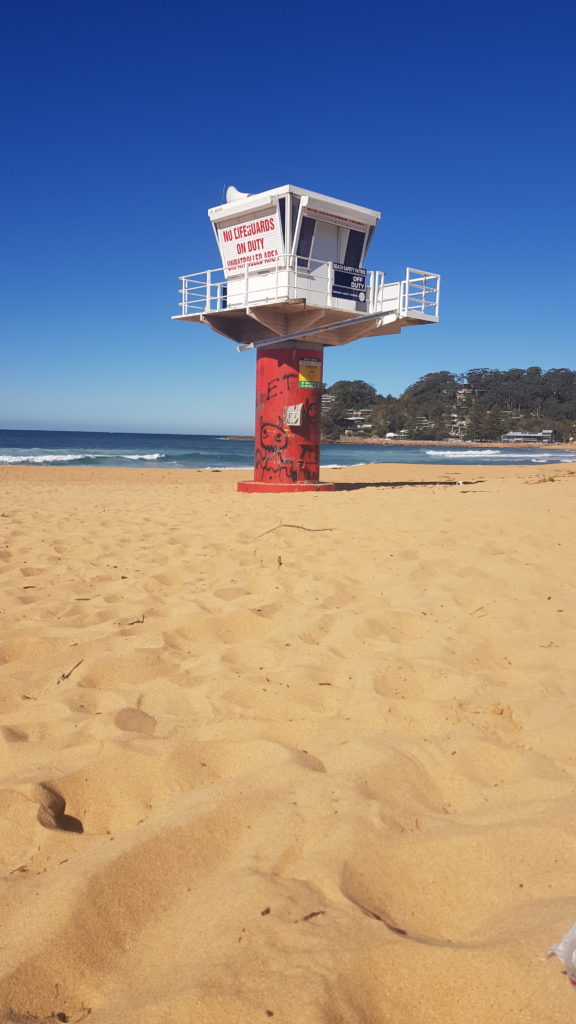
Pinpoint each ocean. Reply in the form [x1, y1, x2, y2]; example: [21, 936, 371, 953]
[1, 429, 575, 469]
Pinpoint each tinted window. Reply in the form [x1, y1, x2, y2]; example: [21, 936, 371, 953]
[343, 229, 365, 268]
[296, 216, 316, 268]
[278, 198, 286, 247]
[291, 198, 300, 250]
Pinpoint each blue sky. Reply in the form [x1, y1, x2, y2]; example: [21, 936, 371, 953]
[1, 0, 574, 434]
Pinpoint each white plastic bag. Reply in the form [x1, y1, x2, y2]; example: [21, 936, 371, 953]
[547, 922, 576, 986]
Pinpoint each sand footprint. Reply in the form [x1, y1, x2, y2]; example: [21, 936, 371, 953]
[1, 725, 28, 743]
[291, 748, 327, 774]
[35, 784, 84, 833]
[213, 586, 248, 601]
[115, 707, 157, 735]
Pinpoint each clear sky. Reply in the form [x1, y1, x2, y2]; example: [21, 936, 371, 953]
[2, 0, 574, 434]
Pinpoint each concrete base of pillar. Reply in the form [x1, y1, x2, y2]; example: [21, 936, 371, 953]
[237, 480, 335, 494]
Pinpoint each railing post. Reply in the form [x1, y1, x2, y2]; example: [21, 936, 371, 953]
[327, 261, 333, 307]
[205, 270, 212, 313]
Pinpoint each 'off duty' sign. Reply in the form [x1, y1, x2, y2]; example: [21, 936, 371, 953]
[218, 214, 283, 277]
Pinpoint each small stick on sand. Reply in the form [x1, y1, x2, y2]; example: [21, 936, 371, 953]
[256, 523, 334, 538]
[299, 910, 325, 922]
[57, 659, 84, 682]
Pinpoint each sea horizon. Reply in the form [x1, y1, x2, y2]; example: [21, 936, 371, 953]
[1, 428, 576, 469]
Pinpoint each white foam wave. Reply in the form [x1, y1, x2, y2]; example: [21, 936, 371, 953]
[527, 453, 576, 462]
[426, 449, 501, 458]
[0, 452, 163, 464]
[121, 454, 161, 460]
[0, 453, 82, 464]
[426, 448, 576, 462]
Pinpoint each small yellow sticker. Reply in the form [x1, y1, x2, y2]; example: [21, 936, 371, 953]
[299, 358, 322, 389]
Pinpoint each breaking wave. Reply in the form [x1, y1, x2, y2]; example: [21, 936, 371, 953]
[426, 448, 576, 462]
[0, 452, 162, 464]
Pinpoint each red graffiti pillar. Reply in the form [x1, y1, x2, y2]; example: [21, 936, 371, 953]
[237, 344, 335, 493]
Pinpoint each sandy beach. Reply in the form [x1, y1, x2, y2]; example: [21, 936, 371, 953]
[1, 462, 576, 1023]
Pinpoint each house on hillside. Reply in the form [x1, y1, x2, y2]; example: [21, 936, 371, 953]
[449, 412, 467, 438]
[342, 409, 373, 435]
[456, 387, 472, 405]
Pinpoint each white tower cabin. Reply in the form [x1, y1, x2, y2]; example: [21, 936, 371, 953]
[173, 185, 440, 493]
[173, 184, 440, 348]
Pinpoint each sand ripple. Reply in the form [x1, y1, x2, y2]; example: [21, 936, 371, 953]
[1, 464, 576, 1022]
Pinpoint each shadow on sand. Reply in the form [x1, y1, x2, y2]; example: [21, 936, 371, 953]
[333, 479, 485, 491]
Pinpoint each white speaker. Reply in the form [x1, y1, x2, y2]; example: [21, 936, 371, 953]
[226, 186, 253, 203]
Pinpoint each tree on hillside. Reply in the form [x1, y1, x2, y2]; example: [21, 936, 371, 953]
[484, 405, 505, 441]
[397, 371, 458, 438]
[465, 368, 493, 397]
[321, 404, 345, 440]
[326, 380, 378, 410]
[321, 367, 576, 441]
[464, 367, 576, 423]
[466, 400, 489, 441]
[321, 380, 380, 439]
[401, 370, 459, 400]
[371, 395, 404, 436]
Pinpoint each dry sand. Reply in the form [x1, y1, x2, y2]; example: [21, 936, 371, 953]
[1, 462, 575, 1023]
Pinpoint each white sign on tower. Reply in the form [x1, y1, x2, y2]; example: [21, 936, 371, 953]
[218, 214, 283, 277]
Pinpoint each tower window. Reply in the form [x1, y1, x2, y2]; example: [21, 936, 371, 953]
[296, 217, 316, 268]
[343, 229, 365, 268]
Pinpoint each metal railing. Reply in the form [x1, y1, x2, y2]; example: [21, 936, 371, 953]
[400, 268, 441, 318]
[177, 256, 440, 320]
[180, 266, 229, 313]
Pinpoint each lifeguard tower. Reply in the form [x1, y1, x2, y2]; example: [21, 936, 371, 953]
[173, 184, 440, 492]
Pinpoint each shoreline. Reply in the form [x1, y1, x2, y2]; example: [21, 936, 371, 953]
[3, 449, 576, 476]
[226, 435, 576, 452]
[324, 437, 576, 450]
[2, 462, 575, 488]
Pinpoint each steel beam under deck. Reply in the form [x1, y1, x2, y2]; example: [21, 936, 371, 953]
[235, 309, 437, 352]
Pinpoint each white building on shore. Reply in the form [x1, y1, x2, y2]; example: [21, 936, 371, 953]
[501, 430, 554, 444]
